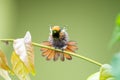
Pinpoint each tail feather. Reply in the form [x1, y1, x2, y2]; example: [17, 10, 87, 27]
[60, 53, 65, 61]
[64, 53, 72, 60]
[67, 41, 77, 46]
[41, 48, 48, 52]
[42, 49, 51, 57]
[54, 52, 59, 61]
[40, 41, 78, 61]
[47, 50, 55, 60]
[42, 41, 51, 46]
[67, 45, 78, 52]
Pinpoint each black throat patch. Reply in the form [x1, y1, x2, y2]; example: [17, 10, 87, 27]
[52, 30, 60, 39]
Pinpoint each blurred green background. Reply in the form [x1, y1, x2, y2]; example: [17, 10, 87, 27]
[0, 0, 120, 80]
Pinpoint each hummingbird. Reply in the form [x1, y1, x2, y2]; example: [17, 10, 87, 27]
[41, 26, 78, 61]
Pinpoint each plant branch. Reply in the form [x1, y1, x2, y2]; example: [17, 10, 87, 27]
[0, 39, 102, 67]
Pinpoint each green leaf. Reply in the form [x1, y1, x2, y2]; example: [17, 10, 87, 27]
[116, 14, 120, 26]
[99, 64, 114, 80]
[87, 64, 115, 80]
[13, 31, 35, 75]
[111, 53, 120, 80]
[0, 50, 13, 73]
[11, 51, 30, 80]
[0, 69, 11, 80]
[11, 31, 35, 80]
[87, 72, 99, 80]
[109, 14, 120, 47]
[110, 26, 120, 47]
[0, 49, 13, 80]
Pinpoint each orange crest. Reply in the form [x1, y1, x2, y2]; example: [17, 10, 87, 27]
[52, 26, 61, 31]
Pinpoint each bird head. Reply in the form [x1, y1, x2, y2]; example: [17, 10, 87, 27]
[51, 26, 61, 39]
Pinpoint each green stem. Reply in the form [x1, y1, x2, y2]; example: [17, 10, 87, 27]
[0, 39, 102, 67]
